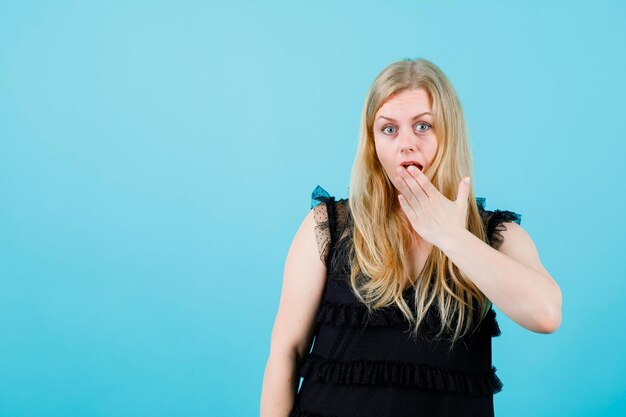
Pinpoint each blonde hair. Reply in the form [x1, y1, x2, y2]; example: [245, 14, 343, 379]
[347, 57, 491, 350]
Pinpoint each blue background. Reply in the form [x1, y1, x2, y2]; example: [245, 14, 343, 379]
[1, 1, 624, 416]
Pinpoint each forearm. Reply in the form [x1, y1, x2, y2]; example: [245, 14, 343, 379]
[440, 228, 560, 333]
[260, 350, 300, 417]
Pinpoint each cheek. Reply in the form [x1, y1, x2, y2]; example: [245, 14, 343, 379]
[381, 155, 396, 178]
[427, 136, 438, 159]
[373, 141, 388, 159]
[373, 139, 387, 161]
[373, 135, 400, 176]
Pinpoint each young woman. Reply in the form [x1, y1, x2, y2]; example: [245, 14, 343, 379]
[260, 58, 562, 417]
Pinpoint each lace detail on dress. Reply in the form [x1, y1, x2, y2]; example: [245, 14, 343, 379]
[310, 185, 349, 267]
[311, 186, 333, 267]
[476, 197, 522, 250]
[298, 353, 503, 396]
[314, 300, 502, 337]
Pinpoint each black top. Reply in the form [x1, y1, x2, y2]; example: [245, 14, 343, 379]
[289, 185, 523, 417]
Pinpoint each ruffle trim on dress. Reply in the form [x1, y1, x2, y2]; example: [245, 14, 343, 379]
[476, 196, 487, 211]
[485, 309, 502, 337]
[315, 300, 407, 327]
[314, 299, 502, 337]
[298, 353, 504, 396]
[289, 406, 341, 417]
[311, 184, 333, 209]
[487, 209, 523, 250]
[312, 185, 348, 209]
[476, 196, 523, 250]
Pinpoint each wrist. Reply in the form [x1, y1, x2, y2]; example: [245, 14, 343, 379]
[439, 227, 470, 254]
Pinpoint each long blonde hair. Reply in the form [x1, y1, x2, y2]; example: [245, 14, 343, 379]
[347, 58, 491, 349]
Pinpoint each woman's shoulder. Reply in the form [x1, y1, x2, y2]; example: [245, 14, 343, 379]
[309, 185, 350, 267]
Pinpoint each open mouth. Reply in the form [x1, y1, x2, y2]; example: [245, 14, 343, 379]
[402, 163, 423, 171]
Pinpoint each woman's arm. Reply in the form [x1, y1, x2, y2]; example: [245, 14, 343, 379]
[440, 221, 562, 334]
[260, 208, 327, 417]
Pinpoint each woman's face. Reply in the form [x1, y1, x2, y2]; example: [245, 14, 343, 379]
[373, 88, 438, 194]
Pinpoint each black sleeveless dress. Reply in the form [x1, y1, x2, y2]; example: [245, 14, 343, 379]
[289, 185, 523, 417]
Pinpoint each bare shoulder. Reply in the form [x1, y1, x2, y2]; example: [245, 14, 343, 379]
[268, 208, 327, 363]
[496, 221, 553, 281]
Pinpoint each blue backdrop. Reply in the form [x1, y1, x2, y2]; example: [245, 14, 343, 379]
[1, 1, 624, 416]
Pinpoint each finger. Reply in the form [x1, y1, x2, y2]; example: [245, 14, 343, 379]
[456, 177, 471, 204]
[394, 173, 419, 210]
[406, 165, 436, 198]
[402, 165, 428, 201]
[396, 167, 421, 206]
[398, 194, 419, 224]
[456, 177, 471, 214]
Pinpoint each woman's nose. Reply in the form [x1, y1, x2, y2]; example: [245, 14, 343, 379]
[399, 131, 417, 152]
[399, 136, 416, 152]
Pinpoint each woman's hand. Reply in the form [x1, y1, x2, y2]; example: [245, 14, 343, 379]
[393, 165, 471, 249]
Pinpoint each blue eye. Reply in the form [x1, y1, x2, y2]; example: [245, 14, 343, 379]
[416, 122, 431, 132]
[381, 122, 431, 135]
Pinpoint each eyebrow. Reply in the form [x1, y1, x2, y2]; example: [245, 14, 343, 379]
[377, 112, 432, 122]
